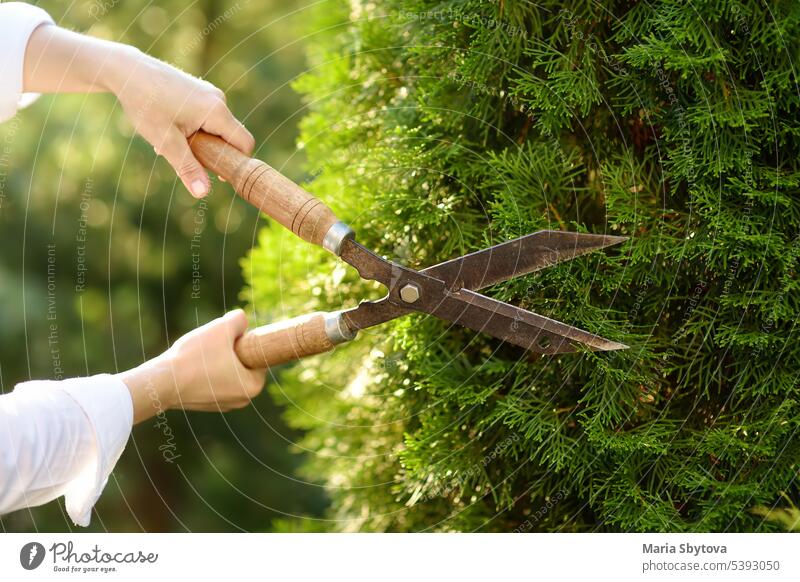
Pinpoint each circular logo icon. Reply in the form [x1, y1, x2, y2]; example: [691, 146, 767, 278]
[19, 542, 46, 570]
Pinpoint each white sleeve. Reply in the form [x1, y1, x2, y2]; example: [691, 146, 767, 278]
[0, 374, 133, 526]
[0, 2, 54, 123]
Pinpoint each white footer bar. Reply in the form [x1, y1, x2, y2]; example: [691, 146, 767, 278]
[1, 533, 797, 581]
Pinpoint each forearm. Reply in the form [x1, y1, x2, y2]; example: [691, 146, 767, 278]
[117, 356, 179, 425]
[22, 24, 136, 94]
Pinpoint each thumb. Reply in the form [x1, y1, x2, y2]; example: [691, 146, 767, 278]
[160, 130, 210, 198]
[221, 309, 249, 339]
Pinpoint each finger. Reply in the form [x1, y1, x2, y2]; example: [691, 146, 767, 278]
[244, 369, 266, 398]
[222, 308, 249, 339]
[160, 130, 210, 198]
[202, 102, 256, 156]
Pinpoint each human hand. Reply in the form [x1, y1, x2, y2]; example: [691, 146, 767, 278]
[119, 310, 266, 424]
[108, 48, 255, 198]
[22, 25, 255, 199]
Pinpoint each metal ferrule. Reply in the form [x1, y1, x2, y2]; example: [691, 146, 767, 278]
[323, 311, 358, 345]
[322, 221, 355, 255]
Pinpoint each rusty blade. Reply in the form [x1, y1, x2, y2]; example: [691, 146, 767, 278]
[341, 288, 627, 354]
[423, 230, 628, 291]
[426, 288, 628, 354]
[338, 238, 628, 354]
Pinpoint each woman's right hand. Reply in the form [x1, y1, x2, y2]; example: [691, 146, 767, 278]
[24, 24, 254, 199]
[108, 47, 255, 199]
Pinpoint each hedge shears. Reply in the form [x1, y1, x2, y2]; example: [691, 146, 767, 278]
[189, 132, 628, 368]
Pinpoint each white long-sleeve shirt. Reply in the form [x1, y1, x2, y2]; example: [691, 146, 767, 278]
[0, 3, 133, 527]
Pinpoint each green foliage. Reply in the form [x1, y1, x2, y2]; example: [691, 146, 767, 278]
[244, 0, 800, 531]
[752, 494, 800, 532]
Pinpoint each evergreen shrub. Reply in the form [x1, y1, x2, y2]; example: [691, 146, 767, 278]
[244, 0, 800, 531]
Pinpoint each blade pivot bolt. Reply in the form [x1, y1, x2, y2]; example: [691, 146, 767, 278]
[399, 283, 421, 304]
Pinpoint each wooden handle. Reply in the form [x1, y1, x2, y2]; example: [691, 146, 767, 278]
[235, 312, 335, 369]
[189, 131, 340, 248]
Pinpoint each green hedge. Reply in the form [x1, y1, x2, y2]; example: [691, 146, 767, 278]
[244, 0, 800, 531]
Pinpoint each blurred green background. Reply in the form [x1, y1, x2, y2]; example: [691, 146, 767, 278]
[0, 0, 328, 531]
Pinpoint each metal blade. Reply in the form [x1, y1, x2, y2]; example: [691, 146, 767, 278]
[342, 289, 627, 354]
[423, 230, 627, 291]
[340, 238, 395, 287]
[425, 288, 628, 354]
[338, 235, 628, 354]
